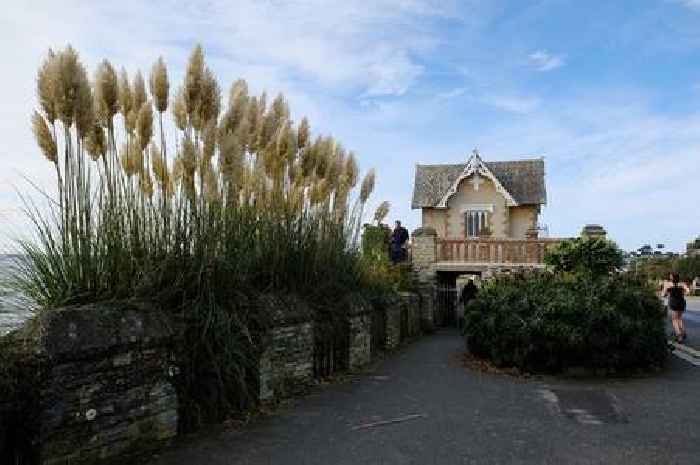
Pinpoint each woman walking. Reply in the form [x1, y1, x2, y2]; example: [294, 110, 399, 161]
[664, 272, 689, 343]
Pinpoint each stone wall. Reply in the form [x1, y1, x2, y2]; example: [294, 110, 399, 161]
[258, 295, 314, 403]
[417, 284, 435, 332]
[35, 302, 178, 465]
[385, 295, 402, 350]
[0, 292, 426, 464]
[399, 292, 422, 339]
[348, 299, 372, 371]
[411, 227, 437, 284]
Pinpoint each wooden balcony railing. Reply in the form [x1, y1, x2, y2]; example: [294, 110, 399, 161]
[436, 237, 562, 265]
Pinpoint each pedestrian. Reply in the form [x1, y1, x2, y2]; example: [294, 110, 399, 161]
[390, 220, 409, 264]
[664, 272, 689, 343]
[458, 279, 478, 329]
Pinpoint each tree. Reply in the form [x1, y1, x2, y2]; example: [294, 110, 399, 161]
[545, 237, 624, 278]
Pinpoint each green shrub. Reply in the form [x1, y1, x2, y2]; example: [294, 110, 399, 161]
[361, 224, 417, 294]
[464, 272, 667, 373]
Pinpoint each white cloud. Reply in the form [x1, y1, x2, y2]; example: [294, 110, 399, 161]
[676, 0, 700, 10]
[436, 87, 467, 99]
[0, 0, 459, 250]
[1, 1, 699, 254]
[528, 49, 565, 71]
[363, 48, 424, 97]
[480, 94, 541, 113]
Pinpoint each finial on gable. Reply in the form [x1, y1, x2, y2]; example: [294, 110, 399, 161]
[471, 147, 480, 159]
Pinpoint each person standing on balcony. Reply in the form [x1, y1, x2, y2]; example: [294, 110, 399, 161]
[390, 220, 409, 264]
[664, 272, 689, 343]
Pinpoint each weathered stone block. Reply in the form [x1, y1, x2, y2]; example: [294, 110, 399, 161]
[385, 297, 401, 350]
[347, 298, 372, 370]
[257, 297, 314, 403]
[418, 285, 435, 333]
[32, 303, 178, 465]
[399, 292, 421, 339]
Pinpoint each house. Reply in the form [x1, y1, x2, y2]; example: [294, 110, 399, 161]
[412, 149, 546, 241]
[410, 149, 562, 282]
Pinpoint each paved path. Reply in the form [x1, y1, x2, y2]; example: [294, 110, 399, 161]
[681, 297, 700, 351]
[152, 330, 700, 465]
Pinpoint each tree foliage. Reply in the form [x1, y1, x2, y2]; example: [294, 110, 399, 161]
[635, 256, 700, 282]
[544, 237, 624, 277]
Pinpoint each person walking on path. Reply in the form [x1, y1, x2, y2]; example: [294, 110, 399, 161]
[458, 279, 478, 329]
[664, 272, 689, 343]
[390, 221, 409, 264]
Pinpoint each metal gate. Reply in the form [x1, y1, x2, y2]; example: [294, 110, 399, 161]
[370, 308, 386, 356]
[314, 319, 349, 378]
[435, 284, 458, 327]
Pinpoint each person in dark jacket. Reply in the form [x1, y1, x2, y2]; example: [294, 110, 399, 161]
[458, 279, 478, 329]
[390, 221, 409, 264]
[664, 272, 689, 343]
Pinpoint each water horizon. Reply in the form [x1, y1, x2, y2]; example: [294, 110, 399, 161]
[0, 254, 32, 336]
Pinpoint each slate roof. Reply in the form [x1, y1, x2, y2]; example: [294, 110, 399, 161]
[411, 158, 547, 208]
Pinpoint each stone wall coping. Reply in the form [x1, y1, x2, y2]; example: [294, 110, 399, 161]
[255, 294, 315, 327]
[36, 301, 175, 361]
[412, 227, 437, 237]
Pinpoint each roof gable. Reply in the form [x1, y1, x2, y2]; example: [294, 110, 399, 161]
[435, 151, 517, 208]
[411, 151, 546, 209]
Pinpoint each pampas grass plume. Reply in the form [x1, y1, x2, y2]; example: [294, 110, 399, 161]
[184, 45, 204, 119]
[74, 71, 94, 138]
[373, 201, 390, 225]
[172, 88, 187, 130]
[137, 101, 153, 151]
[37, 50, 57, 124]
[118, 68, 132, 119]
[344, 152, 358, 189]
[149, 57, 169, 113]
[53, 46, 82, 126]
[86, 123, 106, 161]
[95, 60, 119, 124]
[132, 71, 147, 111]
[32, 111, 57, 163]
[297, 117, 310, 149]
[360, 169, 375, 203]
[197, 68, 221, 127]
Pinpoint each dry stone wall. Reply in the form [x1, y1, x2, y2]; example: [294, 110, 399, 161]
[0, 291, 425, 464]
[257, 295, 315, 403]
[348, 299, 372, 371]
[400, 292, 422, 339]
[258, 322, 314, 402]
[36, 302, 178, 465]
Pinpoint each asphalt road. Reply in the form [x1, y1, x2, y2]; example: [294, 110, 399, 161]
[680, 297, 700, 350]
[151, 330, 700, 465]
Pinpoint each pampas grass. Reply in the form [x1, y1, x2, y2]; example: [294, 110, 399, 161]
[16, 44, 381, 429]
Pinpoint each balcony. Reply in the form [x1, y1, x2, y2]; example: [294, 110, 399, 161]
[434, 237, 562, 272]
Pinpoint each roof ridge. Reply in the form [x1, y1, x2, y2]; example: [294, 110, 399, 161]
[418, 158, 543, 168]
[416, 163, 466, 167]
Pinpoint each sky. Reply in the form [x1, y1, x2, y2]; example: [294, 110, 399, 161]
[1, 0, 700, 252]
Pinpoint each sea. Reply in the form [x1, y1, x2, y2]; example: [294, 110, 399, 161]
[0, 255, 32, 336]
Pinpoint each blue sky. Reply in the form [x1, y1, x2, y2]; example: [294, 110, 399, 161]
[1, 0, 699, 251]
